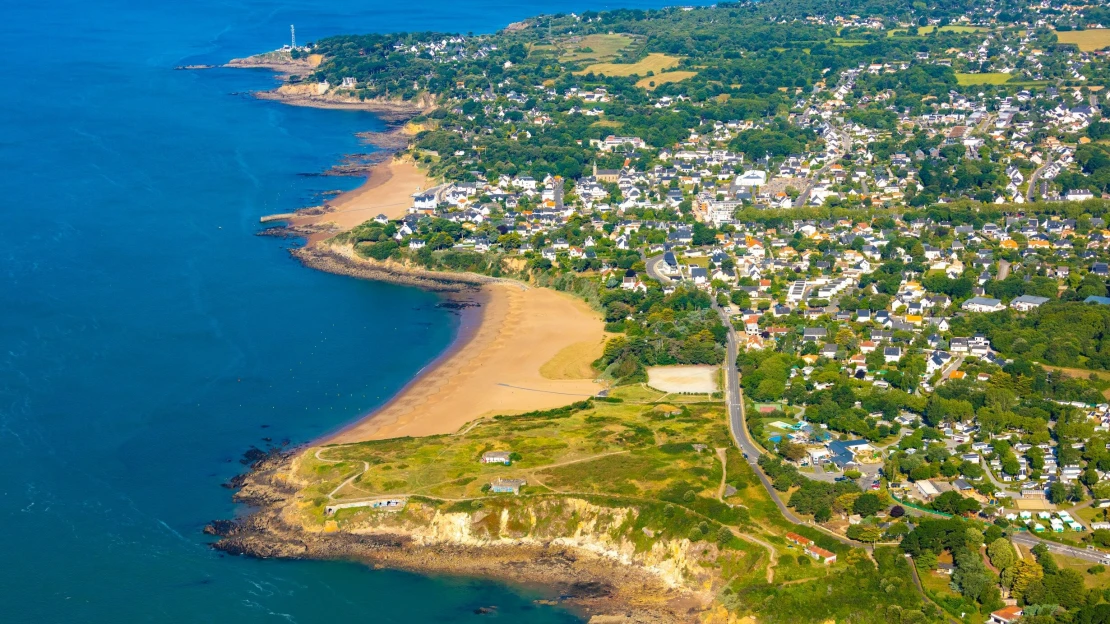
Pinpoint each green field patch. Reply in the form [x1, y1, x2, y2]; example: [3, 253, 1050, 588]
[557, 33, 635, 62]
[956, 72, 1012, 85]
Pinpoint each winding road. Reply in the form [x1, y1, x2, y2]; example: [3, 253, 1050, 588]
[711, 300, 857, 547]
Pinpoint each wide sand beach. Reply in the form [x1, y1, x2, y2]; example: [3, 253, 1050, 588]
[324, 280, 606, 443]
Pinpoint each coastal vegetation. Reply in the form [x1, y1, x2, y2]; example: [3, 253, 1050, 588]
[287, 394, 932, 622]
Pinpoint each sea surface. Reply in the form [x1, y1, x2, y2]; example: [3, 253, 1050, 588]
[0, 0, 701, 621]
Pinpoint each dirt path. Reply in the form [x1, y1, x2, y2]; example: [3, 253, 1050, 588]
[716, 448, 728, 501]
[314, 448, 370, 500]
[732, 529, 777, 583]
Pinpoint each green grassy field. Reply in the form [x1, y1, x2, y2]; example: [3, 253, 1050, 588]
[956, 72, 1012, 85]
[303, 399, 736, 506]
[557, 33, 635, 62]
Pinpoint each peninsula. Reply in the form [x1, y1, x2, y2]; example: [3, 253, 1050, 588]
[215, 1, 1110, 622]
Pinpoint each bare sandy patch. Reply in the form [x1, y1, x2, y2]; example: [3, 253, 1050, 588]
[646, 365, 719, 394]
[540, 340, 605, 380]
[326, 283, 606, 443]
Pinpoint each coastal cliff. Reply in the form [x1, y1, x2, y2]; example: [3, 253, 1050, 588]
[210, 450, 719, 623]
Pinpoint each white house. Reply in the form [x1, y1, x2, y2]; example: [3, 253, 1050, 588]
[962, 297, 1004, 313]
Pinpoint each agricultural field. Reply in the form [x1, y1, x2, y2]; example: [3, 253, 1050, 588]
[578, 52, 684, 77]
[956, 72, 1012, 85]
[1056, 29, 1110, 52]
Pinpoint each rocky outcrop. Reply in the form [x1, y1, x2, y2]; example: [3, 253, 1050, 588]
[254, 85, 434, 122]
[291, 243, 499, 293]
[208, 450, 717, 622]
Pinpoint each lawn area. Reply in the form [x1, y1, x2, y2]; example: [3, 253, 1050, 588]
[608, 384, 667, 403]
[831, 38, 868, 46]
[558, 33, 635, 62]
[1056, 29, 1110, 52]
[956, 72, 1012, 85]
[636, 70, 698, 89]
[578, 52, 683, 77]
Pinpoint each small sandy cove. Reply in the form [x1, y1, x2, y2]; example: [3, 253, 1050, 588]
[325, 281, 606, 443]
[289, 158, 431, 232]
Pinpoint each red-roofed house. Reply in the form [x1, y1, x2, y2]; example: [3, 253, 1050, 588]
[785, 532, 813, 547]
[989, 606, 1023, 624]
[805, 545, 837, 565]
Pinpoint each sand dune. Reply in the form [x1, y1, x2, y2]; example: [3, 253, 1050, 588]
[325, 282, 606, 443]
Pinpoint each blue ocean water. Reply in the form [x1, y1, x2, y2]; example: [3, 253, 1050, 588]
[0, 0, 701, 621]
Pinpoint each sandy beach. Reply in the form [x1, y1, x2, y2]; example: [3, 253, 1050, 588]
[287, 159, 432, 238]
[324, 281, 607, 443]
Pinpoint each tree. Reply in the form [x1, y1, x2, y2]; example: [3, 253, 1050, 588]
[890, 505, 906, 518]
[1045, 568, 1087, 609]
[853, 492, 884, 517]
[847, 523, 883, 542]
[1002, 560, 1042, 599]
[1049, 482, 1069, 505]
[987, 537, 1016, 571]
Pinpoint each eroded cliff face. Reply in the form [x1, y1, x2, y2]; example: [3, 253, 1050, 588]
[341, 497, 713, 591]
[209, 450, 721, 623]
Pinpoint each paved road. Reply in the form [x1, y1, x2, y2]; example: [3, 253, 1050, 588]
[796, 128, 847, 207]
[1027, 161, 1052, 202]
[1012, 531, 1110, 564]
[644, 253, 672, 284]
[712, 301, 857, 547]
[936, 354, 965, 386]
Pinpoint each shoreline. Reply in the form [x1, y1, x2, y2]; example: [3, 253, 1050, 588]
[253, 87, 433, 122]
[264, 157, 435, 244]
[209, 451, 705, 623]
[318, 285, 489, 445]
[292, 242, 607, 444]
[220, 49, 657, 621]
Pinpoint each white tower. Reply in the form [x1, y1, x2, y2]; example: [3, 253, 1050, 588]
[290, 25, 296, 49]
